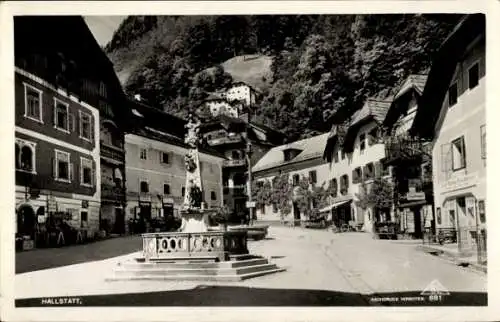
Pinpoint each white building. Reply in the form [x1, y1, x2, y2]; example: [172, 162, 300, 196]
[252, 133, 330, 225]
[413, 14, 486, 254]
[322, 99, 392, 232]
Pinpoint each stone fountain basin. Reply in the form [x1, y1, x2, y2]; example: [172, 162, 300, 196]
[209, 225, 269, 240]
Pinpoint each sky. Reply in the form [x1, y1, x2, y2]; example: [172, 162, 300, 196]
[84, 16, 127, 47]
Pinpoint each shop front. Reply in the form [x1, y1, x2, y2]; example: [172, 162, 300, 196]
[319, 195, 353, 231]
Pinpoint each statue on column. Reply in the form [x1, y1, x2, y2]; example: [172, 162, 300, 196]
[183, 113, 204, 210]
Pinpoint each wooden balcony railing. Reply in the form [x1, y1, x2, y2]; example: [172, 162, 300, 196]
[101, 184, 125, 202]
[100, 143, 125, 162]
[384, 136, 431, 163]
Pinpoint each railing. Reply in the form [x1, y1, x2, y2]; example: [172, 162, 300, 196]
[142, 230, 249, 262]
[384, 136, 431, 163]
[223, 159, 247, 167]
[100, 143, 125, 162]
[207, 136, 243, 146]
[101, 184, 125, 202]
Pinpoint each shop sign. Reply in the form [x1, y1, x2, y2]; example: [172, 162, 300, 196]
[139, 194, 152, 202]
[443, 172, 479, 192]
[246, 201, 256, 208]
[406, 192, 426, 201]
[162, 197, 174, 205]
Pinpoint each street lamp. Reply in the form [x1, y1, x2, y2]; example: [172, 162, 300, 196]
[245, 141, 254, 226]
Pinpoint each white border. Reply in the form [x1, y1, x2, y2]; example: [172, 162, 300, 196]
[1, 1, 499, 322]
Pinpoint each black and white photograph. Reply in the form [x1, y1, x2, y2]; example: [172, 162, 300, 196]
[0, 1, 497, 321]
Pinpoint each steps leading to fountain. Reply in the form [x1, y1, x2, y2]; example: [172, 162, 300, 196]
[106, 255, 286, 282]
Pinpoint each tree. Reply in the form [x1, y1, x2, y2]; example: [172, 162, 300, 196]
[270, 174, 293, 218]
[355, 177, 394, 222]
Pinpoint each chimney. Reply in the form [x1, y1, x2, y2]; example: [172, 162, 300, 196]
[134, 94, 142, 101]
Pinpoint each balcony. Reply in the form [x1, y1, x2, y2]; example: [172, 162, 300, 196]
[101, 184, 126, 202]
[223, 159, 247, 167]
[100, 142, 125, 163]
[384, 136, 431, 164]
[207, 135, 243, 146]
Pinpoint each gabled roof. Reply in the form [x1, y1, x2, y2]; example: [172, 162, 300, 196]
[252, 133, 329, 173]
[411, 14, 485, 139]
[382, 74, 428, 130]
[394, 74, 428, 100]
[348, 99, 392, 129]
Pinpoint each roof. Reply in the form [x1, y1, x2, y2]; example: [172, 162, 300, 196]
[411, 14, 485, 139]
[252, 133, 329, 173]
[394, 74, 428, 100]
[350, 99, 392, 126]
[383, 74, 428, 129]
[125, 98, 225, 159]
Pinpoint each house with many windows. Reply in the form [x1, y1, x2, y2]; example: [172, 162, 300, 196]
[124, 99, 225, 233]
[322, 99, 392, 232]
[252, 133, 330, 225]
[14, 16, 104, 244]
[382, 74, 434, 239]
[413, 14, 486, 256]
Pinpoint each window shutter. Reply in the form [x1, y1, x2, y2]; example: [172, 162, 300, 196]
[90, 116, 94, 141]
[53, 105, 57, 126]
[92, 167, 96, 186]
[461, 138, 467, 169]
[52, 158, 57, 178]
[69, 113, 75, 132]
[79, 161, 83, 183]
[69, 162, 74, 181]
[441, 143, 452, 174]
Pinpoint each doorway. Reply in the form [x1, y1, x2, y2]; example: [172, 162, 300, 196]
[411, 206, 423, 238]
[293, 202, 301, 226]
[114, 207, 125, 234]
[17, 205, 36, 237]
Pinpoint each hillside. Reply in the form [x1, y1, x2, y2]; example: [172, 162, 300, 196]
[105, 14, 462, 141]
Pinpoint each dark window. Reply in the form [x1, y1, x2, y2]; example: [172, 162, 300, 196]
[164, 184, 170, 195]
[211, 191, 217, 200]
[161, 152, 170, 164]
[293, 174, 300, 186]
[80, 112, 92, 140]
[368, 128, 379, 146]
[15, 144, 20, 169]
[26, 86, 41, 120]
[468, 62, 479, 90]
[272, 202, 278, 213]
[333, 148, 339, 163]
[182, 187, 185, 197]
[20, 146, 33, 172]
[365, 163, 374, 180]
[140, 181, 149, 193]
[448, 82, 458, 107]
[309, 170, 317, 185]
[341, 150, 346, 160]
[232, 150, 240, 160]
[353, 167, 362, 184]
[451, 136, 466, 170]
[359, 133, 366, 151]
[55, 101, 69, 130]
[83, 167, 92, 185]
[81, 211, 88, 222]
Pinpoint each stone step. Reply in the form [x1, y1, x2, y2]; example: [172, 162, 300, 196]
[106, 267, 287, 282]
[119, 258, 270, 270]
[113, 263, 278, 277]
[229, 254, 260, 261]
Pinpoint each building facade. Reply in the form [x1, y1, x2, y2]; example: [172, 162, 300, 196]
[14, 16, 111, 244]
[382, 74, 434, 239]
[125, 100, 225, 232]
[415, 14, 486, 254]
[323, 100, 392, 232]
[252, 133, 330, 225]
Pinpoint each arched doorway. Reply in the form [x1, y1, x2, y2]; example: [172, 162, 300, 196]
[17, 204, 36, 237]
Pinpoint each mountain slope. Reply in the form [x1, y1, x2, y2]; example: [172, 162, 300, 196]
[105, 14, 462, 140]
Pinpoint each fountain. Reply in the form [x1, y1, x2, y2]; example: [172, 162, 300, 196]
[108, 114, 285, 281]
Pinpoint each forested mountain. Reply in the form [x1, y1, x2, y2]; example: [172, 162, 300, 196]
[105, 14, 461, 141]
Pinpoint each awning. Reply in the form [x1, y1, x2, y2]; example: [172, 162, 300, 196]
[319, 199, 352, 213]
